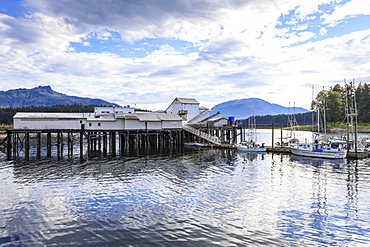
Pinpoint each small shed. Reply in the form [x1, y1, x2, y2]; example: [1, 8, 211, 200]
[207, 117, 229, 127]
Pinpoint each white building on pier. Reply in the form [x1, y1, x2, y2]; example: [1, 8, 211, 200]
[13, 107, 183, 130]
[13, 98, 221, 130]
[165, 98, 210, 124]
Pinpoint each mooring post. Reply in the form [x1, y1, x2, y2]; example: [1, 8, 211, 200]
[60, 132, 64, 159]
[37, 132, 41, 159]
[87, 131, 91, 158]
[13, 133, 17, 160]
[25, 132, 30, 161]
[111, 131, 116, 157]
[47, 132, 52, 158]
[67, 132, 73, 159]
[272, 123, 274, 148]
[98, 132, 102, 152]
[6, 129, 12, 161]
[57, 132, 61, 160]
[119, 132, 125, 156]
[80, 128, 84, 162]
[103, 131, 107, 156]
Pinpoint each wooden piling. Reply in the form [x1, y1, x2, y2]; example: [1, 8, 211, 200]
[80, 129, 84, 162]
[111, 131, 116, 157]
[25, 132, 30, 161]
[6, 130, 12, 161]
[37, 132, 41, 159]
[47, 132, 52, 159]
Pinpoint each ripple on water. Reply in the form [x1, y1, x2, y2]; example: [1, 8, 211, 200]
[1, 150, 370, 246]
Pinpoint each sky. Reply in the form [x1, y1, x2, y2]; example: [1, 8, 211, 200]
[1, 0, 370, 111]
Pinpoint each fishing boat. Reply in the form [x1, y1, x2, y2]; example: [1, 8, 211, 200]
[235, 141, 266, 152]
[290, 140, 347, 159]
[235, 114, 266, 152]
[290, 91, 347, 159]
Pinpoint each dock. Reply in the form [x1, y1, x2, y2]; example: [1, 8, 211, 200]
[1, 128, 184, 161]
[1, 125, 369, 160]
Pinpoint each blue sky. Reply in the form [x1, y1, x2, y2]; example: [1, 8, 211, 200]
[1, 0, 370, 110]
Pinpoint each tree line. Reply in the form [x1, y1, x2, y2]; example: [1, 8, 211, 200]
[238, 81, 370, 126]
[313, 81, 370, 123]
[237, 112, 313, 126]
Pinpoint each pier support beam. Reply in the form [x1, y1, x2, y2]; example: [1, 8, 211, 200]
[6, 130, 12, 161]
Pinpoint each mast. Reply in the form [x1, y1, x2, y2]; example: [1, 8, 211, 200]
[312, 85, 316, 142]
[345, 79, 359, 151]
[322, 86, 327, 142]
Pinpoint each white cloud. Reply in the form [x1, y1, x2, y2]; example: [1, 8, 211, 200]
[323, 0, 370, 25]
[0, 0, 369, 111]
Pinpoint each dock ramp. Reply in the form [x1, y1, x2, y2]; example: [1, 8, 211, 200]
[183, 125, 221, 145]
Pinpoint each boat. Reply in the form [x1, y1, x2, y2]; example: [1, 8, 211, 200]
[235, 114, 266, 152]
[290, 90, 347, 159]
[290, 140, 347, 159]
[184, 142, 207, 147]
[235, 141, 267, 152]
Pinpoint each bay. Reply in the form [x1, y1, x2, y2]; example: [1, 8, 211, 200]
[1, 131, 370, 246]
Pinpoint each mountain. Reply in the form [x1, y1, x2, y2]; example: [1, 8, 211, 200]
[0, 86, 119, 108]
[210, 98, 309, 119]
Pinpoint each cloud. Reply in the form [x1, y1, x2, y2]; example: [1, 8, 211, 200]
[0, 0, 369, 111]
[323, 0, 370, 25]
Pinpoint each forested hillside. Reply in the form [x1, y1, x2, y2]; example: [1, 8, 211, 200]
[237, 112, 312, 126]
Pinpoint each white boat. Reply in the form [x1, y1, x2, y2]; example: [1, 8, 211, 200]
[236, 114, 266, 152]
[235, 141, 267, 152]
[290, 91, 347, 159]
[290, 140, 347, 159]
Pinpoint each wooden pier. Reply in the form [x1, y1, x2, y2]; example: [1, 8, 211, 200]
[1, 129, 184, 161]
[1, 125, 369, 160]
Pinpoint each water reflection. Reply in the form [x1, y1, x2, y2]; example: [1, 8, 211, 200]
[236, 150, 267, 161]
[1, 149, 370, 246]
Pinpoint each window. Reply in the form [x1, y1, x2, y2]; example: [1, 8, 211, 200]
[98, 123, 101, 127]
[89, 123, 92, 126]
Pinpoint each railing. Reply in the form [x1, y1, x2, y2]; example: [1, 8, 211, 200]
[183, 125, 221, 144]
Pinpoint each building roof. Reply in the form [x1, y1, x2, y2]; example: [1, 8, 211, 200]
[14, 112, 182, 122]
[13, 112, 86, 119]
[136, 113, 161, 121]
[165, 97, 200, 112]
[207, 117, 228, 122]
[156, 113, 183, 121]
[174, 98, 199, 104]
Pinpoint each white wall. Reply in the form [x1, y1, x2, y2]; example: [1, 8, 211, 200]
[14, 118, 82, 129]
[167, 103, 199, 121]
[14, 114, 183, 130]
[162, 120, 183, 129]
[84, 120, 124, 130]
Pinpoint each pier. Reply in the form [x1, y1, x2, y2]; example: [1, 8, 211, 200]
[1, 129, 184, 161]
[1, 125, 368, 161]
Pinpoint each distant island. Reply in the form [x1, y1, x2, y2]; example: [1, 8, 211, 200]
[210, 98, 308, 119]
[0, 86, 118, 108]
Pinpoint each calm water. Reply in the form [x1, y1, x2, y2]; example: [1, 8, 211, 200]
[1, 131, 370, 246]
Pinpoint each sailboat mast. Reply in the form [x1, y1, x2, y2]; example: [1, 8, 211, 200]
[322, 86, 327, 141]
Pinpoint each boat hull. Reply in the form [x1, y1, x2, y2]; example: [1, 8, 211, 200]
[236, 146, 267, 152]
[290, 148, 347, 159]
